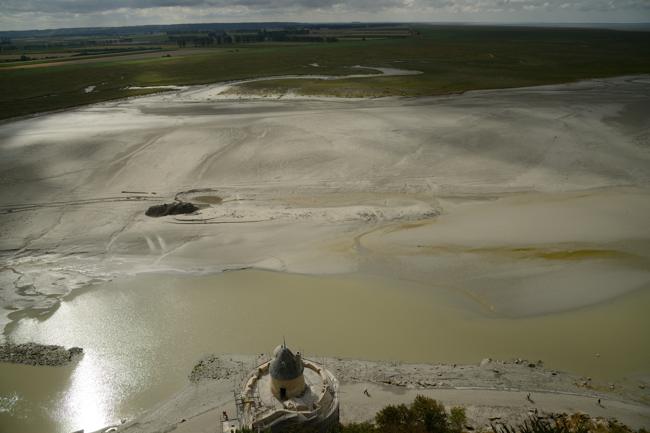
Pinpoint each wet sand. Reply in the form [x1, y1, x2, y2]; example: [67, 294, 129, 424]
[1, 75, 650, 432]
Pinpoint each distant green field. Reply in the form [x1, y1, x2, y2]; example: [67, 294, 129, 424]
[1, 26, 650, 120]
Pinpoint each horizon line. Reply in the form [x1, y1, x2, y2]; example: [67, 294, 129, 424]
[2, 20, 649, 34]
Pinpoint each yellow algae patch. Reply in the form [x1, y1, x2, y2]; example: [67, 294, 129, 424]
[534, 249, 626, 260]
[412, 245, 632, 261]
[395, 220, 436, 231]
[379, 219, 436, 236]
[326, 238, 356, 254]
[474, 247, 630, 261]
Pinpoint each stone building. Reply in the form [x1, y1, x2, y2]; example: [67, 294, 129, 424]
[233, 344, 339, 432]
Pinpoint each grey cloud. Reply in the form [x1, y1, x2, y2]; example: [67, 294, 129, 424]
[2, 0, 404, 14]
[4, 0, 647, 14]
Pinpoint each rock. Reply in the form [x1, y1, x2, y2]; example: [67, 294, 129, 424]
[145, 201, 199, 217]
[189, 355, 243, 383]
[480, 358, 492, 367]
[0, 342, 84, 366]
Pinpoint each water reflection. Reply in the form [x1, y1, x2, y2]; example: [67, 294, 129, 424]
[56, 353, 113, 433]
[0, 360, 75, 432]
[2, 270, 650, 433]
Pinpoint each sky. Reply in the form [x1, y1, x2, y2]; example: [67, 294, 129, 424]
[0, 0, 649, 31]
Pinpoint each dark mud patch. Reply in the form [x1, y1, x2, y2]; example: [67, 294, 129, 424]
[145, 201, 199, 217]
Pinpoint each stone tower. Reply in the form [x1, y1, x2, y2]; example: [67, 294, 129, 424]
[269, 345, 305, 400]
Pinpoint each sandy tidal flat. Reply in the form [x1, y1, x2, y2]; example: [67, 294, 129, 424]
[0, 74, 649, 432]
[1, 75, 650, 325]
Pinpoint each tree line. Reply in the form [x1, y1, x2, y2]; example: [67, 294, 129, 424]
[168, 30, 338, 47]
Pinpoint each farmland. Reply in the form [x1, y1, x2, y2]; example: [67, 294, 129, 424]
[1, 25, 649, 119]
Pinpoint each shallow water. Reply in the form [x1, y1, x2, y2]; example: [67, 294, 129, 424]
[1, 270, 650, 433]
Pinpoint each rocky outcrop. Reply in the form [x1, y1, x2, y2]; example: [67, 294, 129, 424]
[0, 342, 83, 366]
[145, 201, 199, 217]
[189, 355, 244, 383]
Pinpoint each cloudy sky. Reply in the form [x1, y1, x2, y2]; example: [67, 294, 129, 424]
[1, 0, 649, 31]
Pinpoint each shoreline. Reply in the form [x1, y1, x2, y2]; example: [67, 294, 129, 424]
[0, 65, 415, 125]
[1, 72, 648, 126]
[115, 354, 650, 433]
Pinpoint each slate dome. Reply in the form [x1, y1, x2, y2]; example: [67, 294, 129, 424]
[270, 346, 304, 381]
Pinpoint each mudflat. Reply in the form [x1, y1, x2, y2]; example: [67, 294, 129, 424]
[2, 75, 649, 325]
[1, 75, 649, 432]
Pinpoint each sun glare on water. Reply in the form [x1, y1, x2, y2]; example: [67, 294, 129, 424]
[56, 353, 114, 433]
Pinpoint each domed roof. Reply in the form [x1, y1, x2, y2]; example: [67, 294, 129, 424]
[270, 346, 304, 381]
